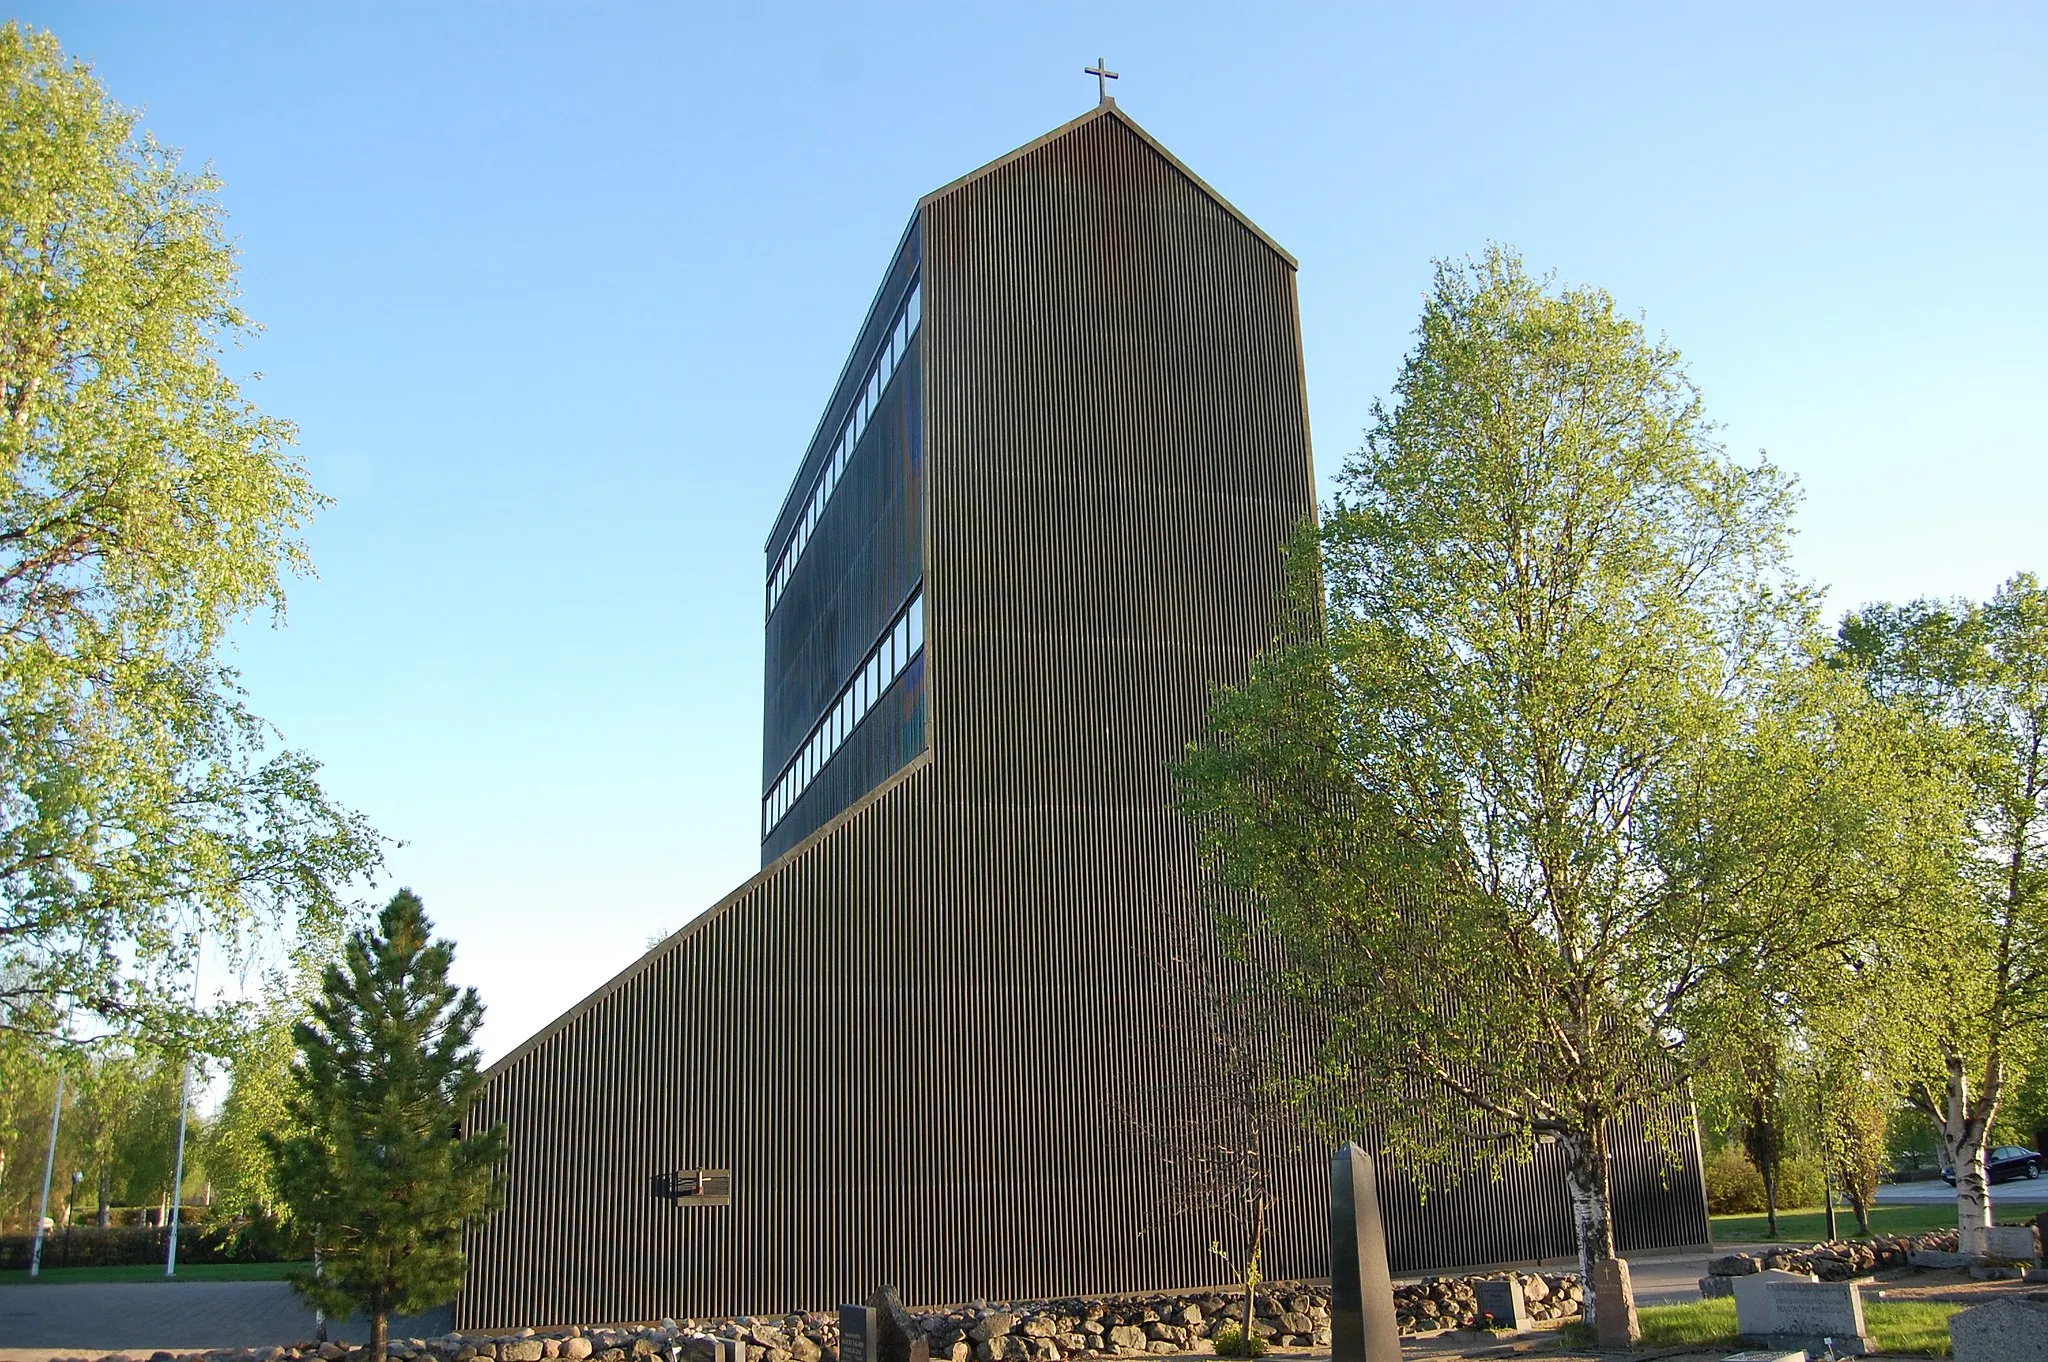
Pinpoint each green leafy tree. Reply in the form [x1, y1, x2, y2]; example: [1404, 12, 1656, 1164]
[1178, 248, 1954, 1311]
[1692, 1013, 1794, 1235]
[63, 1044, 146, 1225]
[1680, 658, 1967, 1238]
[0, 22, 383, 1047]
[1837, 573, 2048, 1253]
[1797, 1020, 1901, 1238]
[205, 917, 354, 1225]
[0, 1033, 60, 1228]
[205, 993, 311, 1220]
[102, 1047, 187, 1215]
[269, 891, 504, 1362]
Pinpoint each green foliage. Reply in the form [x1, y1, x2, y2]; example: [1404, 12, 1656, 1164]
[1836, 573, 2048, 1243]
[201, 1008, 297, 1219]
[0, 21, 383, 1048]
[0, 1218, 292, 1270]
[1889, 1109, 1944, 1170]
[268, 891, 504, 1360]
[1702, 1150, 1823, 1218]
[203, 931, 348, 1221]
[63, 1047, 143, 1225]
[1703, 1149, 1768, 1215]
[0, 1039, 58, 1228]
[1176, 247, 1946, 1288]
[1773, 1156, 1825, 1212]
[1208, 1324, 1268, 1359]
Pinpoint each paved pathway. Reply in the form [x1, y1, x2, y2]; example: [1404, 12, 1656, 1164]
[0, 1280, 450, 1352]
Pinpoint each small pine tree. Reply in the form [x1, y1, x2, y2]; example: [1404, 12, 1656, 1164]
[268, 891, 505, 1361]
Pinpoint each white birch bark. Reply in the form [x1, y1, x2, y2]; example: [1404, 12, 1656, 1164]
[1941, 1048, 2000, 1257]
[1562, 1127, 1617, 1328]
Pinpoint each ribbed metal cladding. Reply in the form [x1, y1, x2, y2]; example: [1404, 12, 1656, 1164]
[456, 104, 1707, 1332]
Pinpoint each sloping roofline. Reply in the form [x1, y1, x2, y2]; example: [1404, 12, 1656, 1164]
[918, 100, 1299, 271]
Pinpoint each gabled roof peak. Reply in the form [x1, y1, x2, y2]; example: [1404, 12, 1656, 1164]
[917, 103, 1297, 270]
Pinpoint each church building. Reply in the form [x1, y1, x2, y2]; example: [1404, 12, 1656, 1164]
[456, 93, 1708, 1331]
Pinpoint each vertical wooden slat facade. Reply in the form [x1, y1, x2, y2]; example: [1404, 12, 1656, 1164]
[457, 103, 1708, 1332]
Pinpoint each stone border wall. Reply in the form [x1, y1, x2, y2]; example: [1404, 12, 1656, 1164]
[48, 1271, 1589, 1362]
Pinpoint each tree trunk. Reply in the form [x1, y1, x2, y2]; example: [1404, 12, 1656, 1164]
[371, 1310, 388, 1362]
[97, 1170, 110, 1228]
[1240, 1198, 1267, 1345]
[1562, 1125, 1616, 1329]
[1850, 1191, 1872, 1238]
[1942, 1048, 1999, 1258]
[1743, 1093, 1785, 1239]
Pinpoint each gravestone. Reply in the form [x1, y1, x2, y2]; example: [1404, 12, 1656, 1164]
[1473, 1276, 1531, 1333]
[1732, 1268, 1817, 1334]
[1329, 1143, 1401, 1362]
[1987, 1226, 2043, 1264]
[1952, 1297, 2048, 1362]
[841, 1305, 878, 1362]
[1735, 1274, 1871, 1356]
[1592, 1259, 1639, 1347]
[873, 1287, 930, 1362]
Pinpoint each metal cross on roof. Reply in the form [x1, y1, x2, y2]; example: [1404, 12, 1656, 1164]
[1085, 58, 1119, 104]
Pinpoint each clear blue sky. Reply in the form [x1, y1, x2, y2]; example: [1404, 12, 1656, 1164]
[19, 3, 2045, 1060]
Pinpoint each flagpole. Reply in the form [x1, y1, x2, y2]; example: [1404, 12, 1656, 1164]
[166, 936, 202, 1276]
[29, 1071, 65, 1277]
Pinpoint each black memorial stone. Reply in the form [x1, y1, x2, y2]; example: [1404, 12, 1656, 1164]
[872, 1287, 929, 1362]
[841, 1305, 878, 1362]
[1330, 1143, 1401, 1362]
[1475, 1276, 1531, 1333]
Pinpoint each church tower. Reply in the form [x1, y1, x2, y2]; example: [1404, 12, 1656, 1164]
[457, 98, 1706, 1330]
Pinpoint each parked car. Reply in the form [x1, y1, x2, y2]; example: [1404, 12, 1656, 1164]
[1942, 1145, 2043, 1184]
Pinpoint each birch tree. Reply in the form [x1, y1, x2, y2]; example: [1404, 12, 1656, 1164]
[1179, 248, 1952, 1309]
[1836, 573, 2048, 1253]
[0, 23, 383, 1046]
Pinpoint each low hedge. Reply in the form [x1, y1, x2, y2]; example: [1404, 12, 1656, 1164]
[0, 1219, 299, 1270]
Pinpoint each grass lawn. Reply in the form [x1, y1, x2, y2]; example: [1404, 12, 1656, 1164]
[1639, 1297, 1960, 1356]
[1711, 1201, 2048, 1242]
[0, 1260, 307, 1286]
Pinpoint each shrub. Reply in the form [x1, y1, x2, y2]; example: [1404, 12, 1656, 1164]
[1776, 1156, 1826, 1210]
[1705, 1149, 1767, 1214]
[1211, 1324, 1269, 1358]
[1704, 1149, 1829, 1214]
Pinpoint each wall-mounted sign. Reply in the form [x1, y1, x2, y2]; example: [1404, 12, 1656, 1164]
[652, 1168, 732, 1205]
